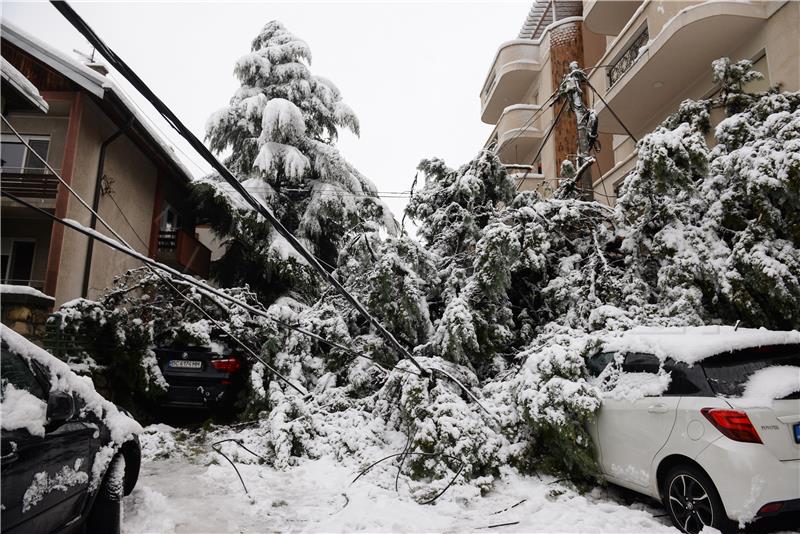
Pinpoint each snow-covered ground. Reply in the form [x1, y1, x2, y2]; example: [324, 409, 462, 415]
[123, 425, 677, 533]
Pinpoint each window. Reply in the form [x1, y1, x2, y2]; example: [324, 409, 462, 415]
[701, 344, 800, 397]
[1, 239, 36, 286]
[159, 203, 182, 233]
[0, 134, 50, 174]
[0, 351, 46, 401]
[663, 360, 712, 396]
[621, 353, 660, 374]
[587, 351, 615, 377]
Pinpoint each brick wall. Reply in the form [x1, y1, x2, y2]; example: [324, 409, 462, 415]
[549, 21, 594, 198]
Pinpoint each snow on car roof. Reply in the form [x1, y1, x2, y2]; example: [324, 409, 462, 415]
[601, 325, 800, 364]
[0, 324, 142, 443]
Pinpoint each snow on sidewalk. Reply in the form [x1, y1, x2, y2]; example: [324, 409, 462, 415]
[123, 426, 677, 533]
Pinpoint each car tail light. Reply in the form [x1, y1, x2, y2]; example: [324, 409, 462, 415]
[211, 356, 241, 374]
[701, 408, 762, 443]
[758, 502, 783, 515]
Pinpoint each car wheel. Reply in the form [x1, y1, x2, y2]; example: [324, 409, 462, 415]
[87, 453, 126, 534]
[663, 464, 733, 534]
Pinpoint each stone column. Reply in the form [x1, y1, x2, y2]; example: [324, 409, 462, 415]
[1, 287, 55, 347]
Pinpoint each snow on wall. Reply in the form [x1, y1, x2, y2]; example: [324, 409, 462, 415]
[0, 284, 53, 300]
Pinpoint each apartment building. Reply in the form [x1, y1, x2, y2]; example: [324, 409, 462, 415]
[481, 0, 800, 204]
[1, 20, 211, 307]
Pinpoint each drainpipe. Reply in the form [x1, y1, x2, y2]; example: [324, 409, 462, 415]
[81, 122, 128, 298]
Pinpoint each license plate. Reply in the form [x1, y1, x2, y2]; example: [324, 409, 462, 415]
[794, 423, 800, 444]
[169, 360, 202, 369]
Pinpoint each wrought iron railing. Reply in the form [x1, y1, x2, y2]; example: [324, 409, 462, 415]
[156, 229, 211, 277]
[607, 27, 649, 88]
[157, 230, 178, 251]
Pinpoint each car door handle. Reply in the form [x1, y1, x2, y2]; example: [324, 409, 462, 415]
[648, 403, 669, 414]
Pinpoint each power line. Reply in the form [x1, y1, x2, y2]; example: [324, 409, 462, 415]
[2, 188, 413, 385]
[492, 86, 561, 157]
[51, 0, 428, 376]
[515, 100, 568, 192]
[111, 77, 210, 177]
[1, 116, 309, 395]
[584, 78, 638, 144]
[2, 118, 418, 393]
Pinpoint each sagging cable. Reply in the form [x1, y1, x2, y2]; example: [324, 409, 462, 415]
[50, 0, 428, 377]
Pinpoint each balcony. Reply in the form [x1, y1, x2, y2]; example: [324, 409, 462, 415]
[588, 1, 773, 136]
[505, 166, 554, 194]
[480, 40, 543, 124]
[0, 169, 59, 199]
[491, 105, 545, 166]
[156, 229, 212, 278]
[583, 0, 643, 35]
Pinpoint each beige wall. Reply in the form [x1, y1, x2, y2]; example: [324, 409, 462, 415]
[86, 134, 158, 299]
[56, 96, 111, 304]
[53, 97, 159, 303]
[1, 100, 70, 173]
[590, 0, 799, 205]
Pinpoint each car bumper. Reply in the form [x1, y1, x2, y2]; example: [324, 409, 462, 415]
[160, 383, 231, 408]
[695, 437, 800, 523]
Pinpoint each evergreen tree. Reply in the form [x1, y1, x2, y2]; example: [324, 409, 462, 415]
[194, 21, 395, 302]
[51, 57, 800, 499]
[616, 58, 800, 328]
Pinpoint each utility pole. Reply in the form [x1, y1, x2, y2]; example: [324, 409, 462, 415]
[560, 61, 597, 166]
[554, 61, 598, 199]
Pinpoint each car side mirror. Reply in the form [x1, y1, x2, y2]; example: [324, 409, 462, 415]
[46, 391, 75, 424]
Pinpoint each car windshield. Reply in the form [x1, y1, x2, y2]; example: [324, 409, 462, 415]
[700, 344, 800, 397]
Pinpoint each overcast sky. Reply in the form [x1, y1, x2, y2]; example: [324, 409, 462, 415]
[2, 1, 530, 224]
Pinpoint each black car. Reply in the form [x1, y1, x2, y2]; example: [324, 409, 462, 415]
[1, 330, 141, 534]
[155, 345, 244, 411]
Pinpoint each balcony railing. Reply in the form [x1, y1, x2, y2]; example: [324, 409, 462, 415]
[0, 168, 60, 198]
[607, 27, 649, 87]
[480, 41, 543, 124]
[157, 229, 211, 278]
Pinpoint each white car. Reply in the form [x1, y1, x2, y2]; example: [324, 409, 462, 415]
[586, 326, 800, 534]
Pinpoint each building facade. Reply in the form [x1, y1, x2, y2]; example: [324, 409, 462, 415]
[481, 0, 800, 204]
[1, 21, 211, 307]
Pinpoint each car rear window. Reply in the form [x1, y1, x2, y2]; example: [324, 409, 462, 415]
[700, 344, 800, 397]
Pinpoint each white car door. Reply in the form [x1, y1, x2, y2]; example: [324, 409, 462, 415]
[595, 353, 680, 491]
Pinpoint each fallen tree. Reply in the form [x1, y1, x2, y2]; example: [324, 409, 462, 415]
[50, 52, 800, 499]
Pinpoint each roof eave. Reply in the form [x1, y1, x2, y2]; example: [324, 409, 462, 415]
[1, 19, 105, 98]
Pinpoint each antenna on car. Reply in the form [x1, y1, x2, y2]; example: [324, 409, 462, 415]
[733, 320, 741, 331]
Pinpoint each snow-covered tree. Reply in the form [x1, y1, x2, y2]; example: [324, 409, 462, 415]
[46, 269, 281, 420]
[616, 58, 800, 329]
[51, 57, 800, 501]
[195, 21, 395, 302]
